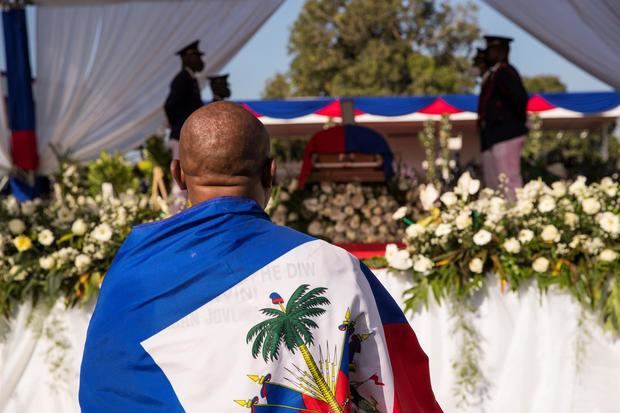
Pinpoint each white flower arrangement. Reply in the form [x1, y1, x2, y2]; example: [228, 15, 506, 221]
[272, 178, 414, 244]
[388, 173, 620, 335]
[0, 162, 164, 313]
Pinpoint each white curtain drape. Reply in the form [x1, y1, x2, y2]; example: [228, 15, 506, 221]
[34, 0, 283, 173]
[0, 86, 11, 172]
[2, 271, 620, 413]
[483, 0, 620, 90]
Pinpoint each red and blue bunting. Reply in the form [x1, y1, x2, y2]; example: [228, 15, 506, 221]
[240, 92, 620, 119]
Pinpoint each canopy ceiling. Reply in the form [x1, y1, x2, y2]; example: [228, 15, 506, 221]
[483, 0, 620, 90]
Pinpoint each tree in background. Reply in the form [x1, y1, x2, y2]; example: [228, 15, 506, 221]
[522, 75, 567, 93]
[263, 0, 480, 98]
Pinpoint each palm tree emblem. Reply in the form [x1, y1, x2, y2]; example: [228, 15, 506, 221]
[246, 284, 345, 413]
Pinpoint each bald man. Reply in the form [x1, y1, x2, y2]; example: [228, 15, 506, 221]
[79, 102, 441, 413]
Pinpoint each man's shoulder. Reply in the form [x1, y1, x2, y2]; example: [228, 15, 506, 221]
[496, 62, 521, 79]
[170, 70, 192, 87]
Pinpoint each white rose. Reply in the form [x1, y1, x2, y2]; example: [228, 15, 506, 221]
[57, 207, 75, 223]
[8, 219, 26, 235]
[92, 223, 113, 242]
[469, 258, 484, 274]
[551, 181, 567, 198]
[598, 212, 620, 235]
[405, 224, 425, 239]
[518, 229, 534, 244]
[532, 257, 550, 273]
[392, 206, 408, 221]
[287, 179, 299, 192]
[564, 212, 579, 228]
[303, 198, 319, 212]
[456, 172, 481, 198]
[344, 206, 355, 216]
[39, 256, 55, 270]
[540, 225, 560, 243]
[385, 243, 399, 259]
[537, 195, 556, 213]
[20, 201, 36, 216]
[320, 182, 333, 194]
[473, 229, 492, 246]
[71, 219, 88, 236]
[287, 212, 299, 222]
[599, 249, 618, 262]
[503, 237, 521, 254]
[386, 247, 413, 271]
[419, 184, 439, 211]
[455, 211, 472, 230]
[569, 176, 587, 196]
[569, 235, 586, 249]
[333, 194, 347, 207]
[335, 222, 346, 233]
[38, 229, 55, 246]
[514, 200, 534, 216]
[370, 216, 382, 226]
[600, 177, 617, 197]
[584, 237, 605, 255]
[351, 194, 365, 209]
[440, 192, 458, 207]
[413, 255, 434, 273]
[581, 198, 601, 215]
[307, 221, 323, 236]
[5, 196, 19, 215]
[75, 254, 91, 272]
[435, 223, 452, 237]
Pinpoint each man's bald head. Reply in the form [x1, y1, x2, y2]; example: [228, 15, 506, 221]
[179, 101, 270, 179]
[172, 101, 275, 207]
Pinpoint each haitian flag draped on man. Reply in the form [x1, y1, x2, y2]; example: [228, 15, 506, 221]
[80, 102, 442, 413]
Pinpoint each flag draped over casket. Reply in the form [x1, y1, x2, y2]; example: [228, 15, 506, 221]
[80, 197, 441, 413]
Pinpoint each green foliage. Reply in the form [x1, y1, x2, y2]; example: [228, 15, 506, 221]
[265, 0, 480, 97]
[246, 284, 329, 362]
[263, 73, 293, 99]
[522, 115, 619, 183]
[143, 135, 172, 173]
[86, 152, 139, 196]
[271, 137, 307, 162]
[450, 298, 488, 409]
[523, 75, 567, 93]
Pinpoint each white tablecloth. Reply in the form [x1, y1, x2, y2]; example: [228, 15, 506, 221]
[1, 270, 619, 413]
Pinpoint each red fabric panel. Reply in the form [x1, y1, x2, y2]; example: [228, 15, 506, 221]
[297, 126, 346, 188]
[314, 100, 365, 117]
[383, 323, 443, 413]
[11, 130, 39, 171]
[527, 94, 556, 112]
[419, 98, 462, 115]
[336, 242, 404, 260]
[302, 393, 332, 412]
[335, 370, 351, 412]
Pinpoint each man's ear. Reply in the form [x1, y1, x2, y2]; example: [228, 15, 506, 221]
[261, 158, 276, 189]
[171, 159, 187, 190]
[270, 159, 277, 186]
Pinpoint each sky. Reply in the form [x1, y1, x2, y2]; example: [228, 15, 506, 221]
[221, 0, 611, 100]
